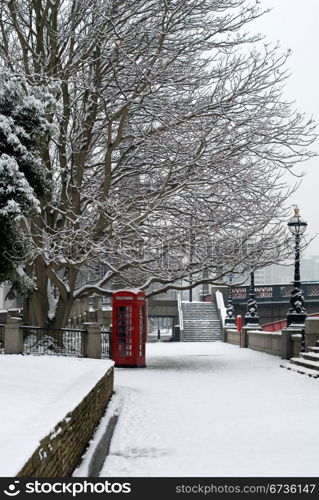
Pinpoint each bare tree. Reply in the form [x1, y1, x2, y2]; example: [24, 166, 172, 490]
[0, 0, 315, 326]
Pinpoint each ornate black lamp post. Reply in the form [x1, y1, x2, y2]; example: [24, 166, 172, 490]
[189, 276, 193, 302]
[287, 206, 307, 328]
[225, 274, 236, 327]
[244, 270, 260, 326]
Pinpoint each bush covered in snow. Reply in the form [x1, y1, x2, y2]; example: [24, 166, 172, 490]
[0, 71, 54, 286]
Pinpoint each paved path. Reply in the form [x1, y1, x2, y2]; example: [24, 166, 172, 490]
[99, 342, 319, 477]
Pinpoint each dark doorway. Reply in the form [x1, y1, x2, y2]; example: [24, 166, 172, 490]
[148, 316, 176, 341]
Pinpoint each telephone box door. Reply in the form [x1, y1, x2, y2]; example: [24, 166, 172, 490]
[112, 291, 146, 367]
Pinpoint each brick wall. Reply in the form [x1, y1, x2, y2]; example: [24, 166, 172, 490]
[17, 367, 114, 477]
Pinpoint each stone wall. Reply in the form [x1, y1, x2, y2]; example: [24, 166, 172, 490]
[148, 298, 178, 318]
[226, 329, 240, 346]
[247, 330, 282, 356]
[226, 326, 306, 359]
[17, 367, 114, 477]
[292, 334, 302, 357]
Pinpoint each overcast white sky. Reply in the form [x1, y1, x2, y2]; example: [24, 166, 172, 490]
[251, 0, 319, 256]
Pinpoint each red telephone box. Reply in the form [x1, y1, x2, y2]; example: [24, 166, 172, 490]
[112, 290, 147, 367]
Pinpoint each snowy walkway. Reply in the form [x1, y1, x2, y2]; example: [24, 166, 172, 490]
[98, 342, 319, 477]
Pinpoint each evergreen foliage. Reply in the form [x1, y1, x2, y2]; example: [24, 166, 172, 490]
[0, 71, 52, 286]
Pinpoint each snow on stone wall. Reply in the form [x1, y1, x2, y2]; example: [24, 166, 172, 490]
[17, 367, 114, 477]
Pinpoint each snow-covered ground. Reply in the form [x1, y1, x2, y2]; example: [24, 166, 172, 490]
[93, 342, 319, 477]
[0, 355, 113, 476]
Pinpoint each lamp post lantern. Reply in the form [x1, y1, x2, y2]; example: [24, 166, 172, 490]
[244, 270, 260, 326]
[287, 206, 307, 329]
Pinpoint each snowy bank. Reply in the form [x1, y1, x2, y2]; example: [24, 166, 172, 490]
[0, 355, 113, 476]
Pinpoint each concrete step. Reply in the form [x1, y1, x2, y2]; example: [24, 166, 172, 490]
[182, 308, 216, 315]
[307, 346, 319, 353]
[183, 316, 220, 324]
[184, 336, 222, 339]
[182, 310, 216, 314]
[183, 330, 221, 337]
[183, 319, 220, 322]
[182, 305, 214, 308]
[288, 357, 319, 372]
[184, 321, 219, 330]
[183, 316, 215, 320]
[183, 340, 220, 342]
[181, 310, 216, 315]
[183, 330, 221, 335]
[183, 329, 222, 332]
[180, 301, 222, 342]
[183, 324, 220, 327]
[300, 352, 319, 362]
[183, 333, 222, 339]
[280, 363, 319, 378]
[184, 328, 222, 331]
[183, 313, 218, 316]
[183, 332, 221, 336]
[183, 325, 221, 328]
[183, 325, 220, 329]
[183, 337, 221, 341]
[182, 302, 214, 306]
[183, 319, 219, 322]
[182, 305, 215, 308]
[184, 322, 220, 330]
[183, 315, 216, 318]
[183, 330, 222, 335]
[183, 319, 215, 322]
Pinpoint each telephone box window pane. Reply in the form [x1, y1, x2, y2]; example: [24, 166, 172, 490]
[118, 306, 132, 356]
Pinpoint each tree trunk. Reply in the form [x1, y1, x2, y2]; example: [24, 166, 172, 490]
[23, 263, 49, 327]
[52, 295, 74, 329]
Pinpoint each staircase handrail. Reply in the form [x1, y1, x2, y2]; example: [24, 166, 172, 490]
[177, 293, 184, 331]
[215, 290, 227, 327]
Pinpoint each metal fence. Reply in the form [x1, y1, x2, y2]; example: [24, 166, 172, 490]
[101, 330, 111, 359]
[0, 324, 112, 359]
[232, 283, 319, 303]
[22, 326, 86, 357]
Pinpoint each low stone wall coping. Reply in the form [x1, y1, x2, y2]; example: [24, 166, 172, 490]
[249, 330, 282, 336]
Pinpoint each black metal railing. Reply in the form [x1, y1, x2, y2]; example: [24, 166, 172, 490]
[22, 326, 86, 357]
[231, 282, 319, 303]
[101, 329, 111, 359]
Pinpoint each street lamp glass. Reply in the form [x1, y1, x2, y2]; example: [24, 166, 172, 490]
[287, 207, 307, 235]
